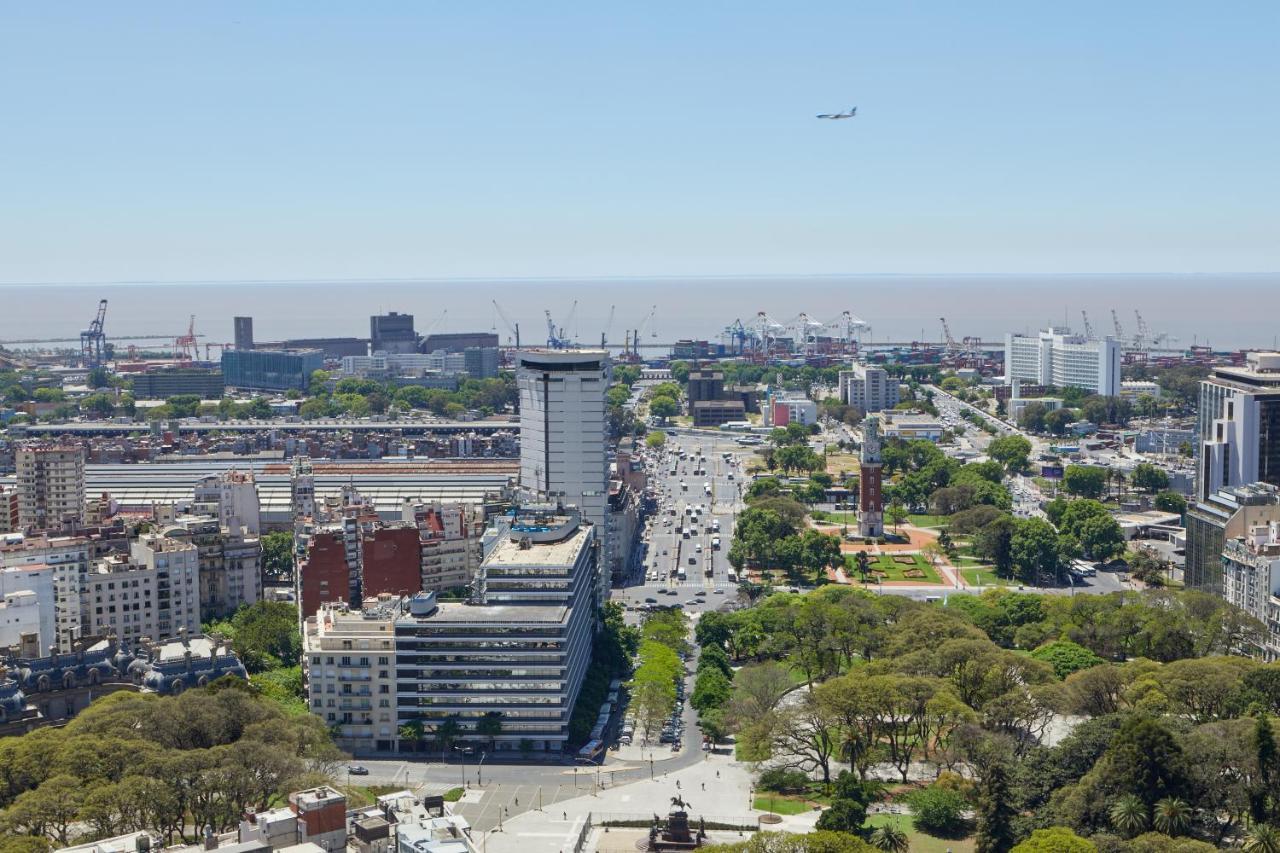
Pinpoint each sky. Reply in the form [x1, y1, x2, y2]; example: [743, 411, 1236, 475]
[2, 2, 1278, 283]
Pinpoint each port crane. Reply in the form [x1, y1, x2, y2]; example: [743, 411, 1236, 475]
[601, 304, 615, 348]
[80, 299, 108, 368]
[940, 317, 960, 355]
[491, 300, 521, 349]
[173, 315, 203, 361]
[545, 300, 577, 349]
[1080, 310, 1095, 340]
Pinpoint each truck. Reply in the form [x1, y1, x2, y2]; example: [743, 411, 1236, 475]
[712, 536, 721, 550]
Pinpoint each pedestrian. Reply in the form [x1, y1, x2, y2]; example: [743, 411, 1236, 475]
[701, 782, 705, 791]
[716, 770, 720, 778]
[563, 812, 567, 821]
[515, 797, 519, 806]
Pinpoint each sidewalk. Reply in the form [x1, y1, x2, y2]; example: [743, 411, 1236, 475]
[472, 750, 817, 853]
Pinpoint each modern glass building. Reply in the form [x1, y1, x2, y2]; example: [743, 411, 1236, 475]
[221, 348, 323, 392]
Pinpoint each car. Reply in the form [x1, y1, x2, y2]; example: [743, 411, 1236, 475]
[348, 765, 369, 776]
[667, 589, 679, 595]
[713, 589, 725, 594]
[657, 588, 668, 594]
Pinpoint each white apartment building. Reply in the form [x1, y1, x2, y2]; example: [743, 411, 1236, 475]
[0, 590, 43, 650]
[1196, 353, 1280, 504]
[838, 364, 901, 412]
[16, 445, 86, 532]
[1221, 522, 1280, 661]
[83, 536, 201, 644]
[516, 349, 610, 603]
[193, 470, 261, 535]
[1004, 328, 1121, 396]
[0, 564, 55, 650]
[304, 595, 400, 753]
[0, 535, 91, 650]
[341, 351, 467, 377]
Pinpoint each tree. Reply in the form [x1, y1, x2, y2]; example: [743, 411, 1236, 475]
[1030, 640, 1105, 679]
[886, 503, 908, 533]
[988, 435, 1032, 473]
[691, 668, 732, 713]
[649, 396, 678, 422]
[1044, 408, 1075, 436]
[1010, 517, 1060, 585]
[770, 694, 839, 785]
[1154, 491, 1187, 515]
[1151, 797, 1192, 837]
[1063, 465, 1108, 499]
[1076, 514, 1126, 562]
[814, 799, 869, 833]
[975, 515, 1018, 578]
[475, 711, 503, 750]
[1011, 828, 1096, 852]
[1245, 825, 1280, 853]
[434, 716, 462, 755]
[1103, 715, 1187, 809]
[1131, 463, 1170, 494]
[213, 601, 302, 672]
[260, 531, 295, 579]
[908, 785, 968, 836]
[869, 824, 909, 852]
[6, 775, 85, 844]
[1018, 402, 1049, 433]
[973, 755, 1016, 853]
[646, 430, 667, 449]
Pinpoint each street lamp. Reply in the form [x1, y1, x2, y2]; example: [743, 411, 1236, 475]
[452, 745, 470, 788]
[475, 751, 488, 787]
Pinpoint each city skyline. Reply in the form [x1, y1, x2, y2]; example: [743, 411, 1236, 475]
[3, 2, 1279, 283]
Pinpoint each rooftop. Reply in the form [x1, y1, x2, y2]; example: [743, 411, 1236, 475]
[486, 518, 589, 567]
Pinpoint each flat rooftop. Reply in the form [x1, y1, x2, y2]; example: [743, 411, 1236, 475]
[485, 522, 589, 567]
[401, 600, 569, 625]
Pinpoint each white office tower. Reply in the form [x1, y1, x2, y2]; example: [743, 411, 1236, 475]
[1004, 328, 1121, 396]
[516, 349, 610, 603]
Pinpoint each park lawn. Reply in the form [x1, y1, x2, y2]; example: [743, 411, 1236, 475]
[811, 510, 859, 524]
[865, 814, 975, 853]
[908, 514, 951, 529]
[826, 453, 861, 476]
[849, 553, 943, 584]
[443, 787, 464, 802]
[960, 566, 1014, 587]
[754, 795, 817, 815]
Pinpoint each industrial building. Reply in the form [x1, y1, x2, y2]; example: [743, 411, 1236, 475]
[371, 312, 418, 354]
[421, 332, 499, 353]
[1004, 328, 1122, 396]
[222, 348, 324, 392]
[130, 368, 226, 399]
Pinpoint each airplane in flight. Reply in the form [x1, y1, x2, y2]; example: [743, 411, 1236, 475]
[816, 107, 857, 120]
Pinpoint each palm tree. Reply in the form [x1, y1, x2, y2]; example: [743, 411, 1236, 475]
[1151, 797, 1192, 837]
[870, 823, 910, 852]
[1109, 794, 1149, 837]
[398, 720, 426, 754]
[435, 715, 462, 757]
[854, 550, 872, 584]
[1246, 825, 1280, 853]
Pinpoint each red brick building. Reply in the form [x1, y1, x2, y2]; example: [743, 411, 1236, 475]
[361, 525, 422, 599]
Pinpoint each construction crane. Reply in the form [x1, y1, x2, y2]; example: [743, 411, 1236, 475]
[940, 317, 960, 355]
[174, 315, 201, 361]
[80, 299, 108, 368]
[491, 300, 520, 349]
[1111, 309, 1126, 344]
[1132, 310, 1149, 352]
[1080, 310, 1095, 340]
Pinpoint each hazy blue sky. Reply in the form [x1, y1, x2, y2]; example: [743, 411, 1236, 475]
[2, 2, 1277, 283]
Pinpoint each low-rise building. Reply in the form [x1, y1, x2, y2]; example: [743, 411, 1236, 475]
[882, 414, 946, 442]
[691, 400, 746, 428]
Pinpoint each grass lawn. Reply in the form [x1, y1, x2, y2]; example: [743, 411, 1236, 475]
[848, 553, 943, 584]
[339, 784, 404, 808]
[754, 795, 817, 815]
[826, 453, 861, 476]
[443, 787, 464, 802]
[960, 566, 1014, 587]
[908, 514, 951, 528]
[865, 814, 975, 853]
[811, 510, 859, 524]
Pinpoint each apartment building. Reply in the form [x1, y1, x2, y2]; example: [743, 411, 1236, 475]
[1004, 328, 1121, 396]
[163, 515, 262, 619]
[304, 597, 400, 753]
[1221, 521, 1280, 661]
[16, 444, 85, 532]
[305, 509, 597, 754]
[0, 564, 55, 651]
[838, 364, 900, 413]
[0, 487, 20, 534]
[402, 501, 482, 592]
[82, 536, 200, 643]
[0, 536, 92, 650]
